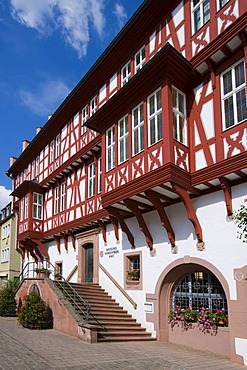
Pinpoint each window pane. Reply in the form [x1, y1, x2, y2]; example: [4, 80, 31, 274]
[157, 113, 163, 141]
[140, 125, 144, 151]
[150, 117, 155, 145]
[149, 95, 155, 115]
[157, 90, 161, 110]
[236, 89, 247, 123]
[235, 62, 245, 88]
[178, 93, 184, 113]
[224, 96, 234, 128]
[223, 71, 232, 95]
[203, 0, 210, 24]
[194, 8, 201, 32]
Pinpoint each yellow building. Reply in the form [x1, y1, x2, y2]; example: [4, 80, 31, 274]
[0, 202, 20, 285]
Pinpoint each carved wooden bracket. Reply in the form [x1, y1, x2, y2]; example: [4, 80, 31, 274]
[219, 177, 233, 218]
[68, 230, 76, 250]
[206, 60, 216, 89]
[33, 239, 50, 261]
[98, 220, 107, 243]
[145, 189, 176, 247]
[60, 233, 68, 251]
[107, 206, 135, 248]
[25, 239, 44, 262]
[124, 199, 153, 250]
[54, 236, 61, 253]
[109, 216, 119, 241]
[172, 184, 204, 245]
[20, 241, 39, 263]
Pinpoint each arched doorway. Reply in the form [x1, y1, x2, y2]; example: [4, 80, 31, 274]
[84, 243, 94, 283]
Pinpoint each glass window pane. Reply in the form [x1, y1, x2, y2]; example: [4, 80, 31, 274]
[236, 89, 247, 123]
[224, 96, 234, 128]
[235, 62, 245, 88]
[223, 71, 232, 95]
[203, 0, 210, 24]
[149, 95, 155, 115]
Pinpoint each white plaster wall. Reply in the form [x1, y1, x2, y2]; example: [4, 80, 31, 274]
[98, 182, 247, 335]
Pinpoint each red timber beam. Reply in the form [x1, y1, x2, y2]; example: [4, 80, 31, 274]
[172, 184, 204, 250]
[54, 236, 61, 253]
[124, 199, 153, 251]
[20, 241, 39, 263]
[219, 177, 233, 219]
[61, 233, 68, 252]
[145, 190, 176, 248]
[107, 206, 135, 248]
[33, 239, 50, 261]
[68, 230, 76, 250]
[98, 220, 107, 243]
[109, 216, 119, 242]
[24, 239, 44, 262]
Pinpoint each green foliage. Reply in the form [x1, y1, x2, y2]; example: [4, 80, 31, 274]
[0, 280, 17, 316]
[235, 205, 247, 243]
[18, 292, 52, 330]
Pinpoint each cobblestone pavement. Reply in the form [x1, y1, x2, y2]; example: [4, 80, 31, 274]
[0, 317, 245, 370]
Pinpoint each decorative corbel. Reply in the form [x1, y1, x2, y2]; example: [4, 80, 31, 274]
[206, 60, 216, 90]
[25, 239, 44, 262]
[21, 241, 39, 263]
[98, 220, 107, 244]
[68, 230, 76, 250]
[172, 184, 204, 250]
[107, 206, 135, 248]
[124, 199, 153, 251]
[145, 190, 176, 248]
[219, 177, 233, 219]
[109, 216, 119, 242]
[54, 236, 61, 253]
[61, 233, 68, 251]
[33, 239, 50, 261]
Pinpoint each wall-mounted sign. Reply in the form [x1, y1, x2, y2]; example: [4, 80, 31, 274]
[104, 246, 120, 258]
[144, 302, 153, 313]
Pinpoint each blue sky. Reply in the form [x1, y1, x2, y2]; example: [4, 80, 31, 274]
[0, 0, 143, 210]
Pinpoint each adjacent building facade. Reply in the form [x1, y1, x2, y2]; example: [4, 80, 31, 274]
[0, 203, 20, 284]
[7, 0, 247, 365]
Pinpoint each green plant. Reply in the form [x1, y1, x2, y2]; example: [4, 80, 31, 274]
[127, 269, 140, 279]
[0, 280, 17, 316]
[35, 267, 51, 274]
[235, 204, 247, 243]
[18, 291, 52, 329]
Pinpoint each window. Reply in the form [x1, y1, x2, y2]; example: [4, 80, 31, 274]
[88, 162, 96, 198]
[148, 88, 162, 146]
[134, 46, 145, 73]
[24, 194, 28, 220]
[121, 61, 131, 86]
[2, 224, 10, 240]
[106, 125, 115, 171]
[20, 198, 24, 222]
[55, 262, 63, 280]
[132, 103, 144, 155]
[35, 157, 39, 178]
[50, 140, 54, 163]
[171, 271, 227, 313]
[118, 114, 129, 164]
[98, 157, 102, 193]
[33, 193, 43, 220]
[60, 182, 66, 211]
[172, 87, 187, 144]
[221, 60, 247, 129]
[31, 161, 35, 179]
[54, 187, 59, 215]
[90, 96, 97, 116]
[124, 252, 142, 290]
[218, 0, 229, 9]
[1, 248, 9, 262]
[55, 134, 60, 158]
[81, 105, 88, 134]
[192, 0, 210, 33]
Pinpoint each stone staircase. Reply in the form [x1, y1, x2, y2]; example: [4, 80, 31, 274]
[54, 281, 155, 342]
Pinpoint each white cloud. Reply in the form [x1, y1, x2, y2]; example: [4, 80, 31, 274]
[19, 79, 70, 116]
[0, 186, 11, 211]
[10, 0, 106, 59]
[112, 2, 127, 29]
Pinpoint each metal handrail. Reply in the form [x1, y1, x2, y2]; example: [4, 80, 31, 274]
[17, 261, 105, 330]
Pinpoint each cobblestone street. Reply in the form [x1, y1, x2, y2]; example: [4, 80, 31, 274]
[0, 317, 245, 370]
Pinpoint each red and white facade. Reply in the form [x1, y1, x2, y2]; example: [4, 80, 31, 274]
[7, 0, 247, 364]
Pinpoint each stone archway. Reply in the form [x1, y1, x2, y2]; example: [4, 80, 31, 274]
[77, 228, 100, 284]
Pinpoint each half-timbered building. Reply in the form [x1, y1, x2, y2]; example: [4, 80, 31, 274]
[7, 0, 247, 364]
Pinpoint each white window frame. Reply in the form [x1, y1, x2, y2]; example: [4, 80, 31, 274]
[148, 88, 162, 146]
[132, 102, 144, 156]
[24, 194, 28, 220]
[88, 162, 96, 198]
[54, 187, 59, 215]
[35, 157, 39, 178]
[81, 105, 88, 134]
[20, 198, 24, 222]
[121, 60, 131, 86]
[172, 86, 187, 145]
[60, 182, 66, 212]
[192, 0, 210, 34]
[98, 157, 102, 193]
[55, 134, 60, 159]
[134, 46, 146, 73]
[118, 114, 129, 164]
[221, 59, 247, 130]
[1, 248, 9, 262]
[50, 140, 54, 163]
[106, 125, 115, 171]
[33, 193, 43, 220]
[90, 96, 97, 116]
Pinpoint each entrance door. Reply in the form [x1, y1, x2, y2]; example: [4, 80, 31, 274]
[85, 243, 93, 283]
